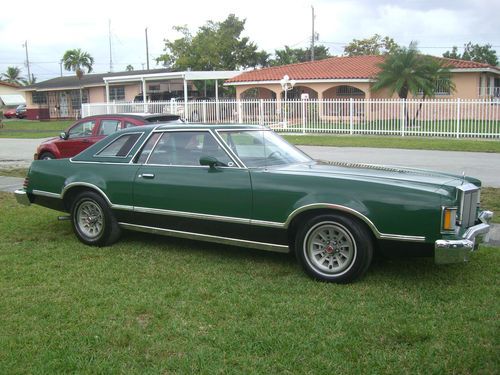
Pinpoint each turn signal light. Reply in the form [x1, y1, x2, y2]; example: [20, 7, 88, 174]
[442, 208, 457, 231]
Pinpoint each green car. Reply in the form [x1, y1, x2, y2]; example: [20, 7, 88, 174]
[14, 124, 493, 283]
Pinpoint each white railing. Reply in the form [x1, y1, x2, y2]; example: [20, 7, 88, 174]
[479, 86, 500, 98]
[82, 98, 500, 138]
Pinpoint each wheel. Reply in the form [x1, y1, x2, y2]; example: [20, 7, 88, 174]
[39, 152, 55, 160]
[295, 213, 373, 283]
[71, 191, 121, 246]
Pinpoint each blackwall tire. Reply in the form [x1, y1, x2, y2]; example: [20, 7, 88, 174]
[295, 213, 373, 283]
[71, 191, 121, 247]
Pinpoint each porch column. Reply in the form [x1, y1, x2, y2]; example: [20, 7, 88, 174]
[105, 81, 110, 114]
[215, 80, 219, 123]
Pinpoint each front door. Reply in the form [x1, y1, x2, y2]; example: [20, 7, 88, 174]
[59, 92, 69, 117]
[132, 130, 252, 235]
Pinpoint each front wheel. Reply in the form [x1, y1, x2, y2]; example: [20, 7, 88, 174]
[39, 152, 55, 160]
[295, 214, 373, 283]
[71, 191, 121, 246]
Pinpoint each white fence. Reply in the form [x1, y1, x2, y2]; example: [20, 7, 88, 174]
[82, 98, 500, 138]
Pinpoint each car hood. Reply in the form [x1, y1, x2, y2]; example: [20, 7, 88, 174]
[271, 160, 479, 192]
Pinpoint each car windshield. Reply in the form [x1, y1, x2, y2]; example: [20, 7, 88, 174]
[219, 130, 312, 167]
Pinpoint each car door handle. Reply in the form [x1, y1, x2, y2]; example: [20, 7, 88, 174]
[139, 173, 155, 179]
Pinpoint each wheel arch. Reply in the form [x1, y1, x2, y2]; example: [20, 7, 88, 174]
[61, 182, 112, 211]
[286, 204, 380, 248]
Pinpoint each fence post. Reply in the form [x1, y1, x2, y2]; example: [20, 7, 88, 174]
[302, 99, 307, 134]
[259, 99, 264, 125]
[455, 98, 461, 139]
[349, 98, 354, 135]
[400, 99, 405, 137]
[202, 101, 207, 123]
[237, 101, 243, 124]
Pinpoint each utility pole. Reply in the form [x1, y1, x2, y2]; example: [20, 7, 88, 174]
[59, 60, 63, 77]
[311, 6, 315, 61]
[109, 19, 113, 72]
[23, 40, 31, 84]
[145, 27, 150, 70]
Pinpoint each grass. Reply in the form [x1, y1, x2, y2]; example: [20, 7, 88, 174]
[0, 192, 499, 374]
[284, 134, 500, 153]
[482, 187, 500, 222]
[0, 119, 72, 138]
[0, 167, 29, 178]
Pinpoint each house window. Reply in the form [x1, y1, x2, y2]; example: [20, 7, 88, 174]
[149, 84, 160, 92]
[418, 80, 451, 96]
[70, 90, 88, 108]
[32, 92, 47, 105]
[109, 86, 125, 101]
[336, 86, 365, 96]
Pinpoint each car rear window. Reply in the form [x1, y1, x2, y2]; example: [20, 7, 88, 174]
[97, 133, 143, 157]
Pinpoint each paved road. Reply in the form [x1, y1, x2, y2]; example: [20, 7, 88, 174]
[1, 137, 500, 186]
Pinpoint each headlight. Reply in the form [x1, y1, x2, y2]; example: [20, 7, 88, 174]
[442, 207, 458, 232]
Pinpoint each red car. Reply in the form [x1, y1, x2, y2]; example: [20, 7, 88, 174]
[35, 114, 183, 160]
[3, 108, 17, 119]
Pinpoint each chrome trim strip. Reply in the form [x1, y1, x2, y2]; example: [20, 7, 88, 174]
[118, 222, 290, 253]
[128, 124, 164, 164]
[112, 204, 134, 211]
[211, 130, 247, 168]
[32, 189, 62, 199]
[134, 206, 251, 224]
[61, 182, 112, 205]
[283, 203, 426, 242]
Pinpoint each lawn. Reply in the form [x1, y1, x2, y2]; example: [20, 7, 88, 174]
[1, 119, 500, 153]
[0, 192, 498, 373]
[0, 119, 72, 138]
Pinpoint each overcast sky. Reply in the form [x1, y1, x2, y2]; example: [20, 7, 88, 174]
[0, 0, 498, 81]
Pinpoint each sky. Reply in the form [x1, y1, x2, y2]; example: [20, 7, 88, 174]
[0, 0, 498, 82]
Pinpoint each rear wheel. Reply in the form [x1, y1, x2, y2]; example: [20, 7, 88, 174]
[295, 213, 373, 283]
[39, 152, 55, 160]
[71, 191, 121, 246]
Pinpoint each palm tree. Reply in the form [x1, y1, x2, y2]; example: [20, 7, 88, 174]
[372, 42, 455, 126]
[62, 49, 94, 110]
[1, 66, 25, 85]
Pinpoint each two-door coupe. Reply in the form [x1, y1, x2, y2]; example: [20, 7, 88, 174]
[15, 124, 493, 283]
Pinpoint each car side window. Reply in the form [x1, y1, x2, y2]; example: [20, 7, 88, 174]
[123, 121, 136, 129]
[146, 131, 234, 167]
[68, 120, 96, 139]
[99, 120, 121, 136]
[97, 133, 143, 157]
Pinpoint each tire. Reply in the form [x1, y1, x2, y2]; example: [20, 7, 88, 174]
[71, 191, 121, 247]
[39, 152, 56, 160]
[295, 213, 373, 283]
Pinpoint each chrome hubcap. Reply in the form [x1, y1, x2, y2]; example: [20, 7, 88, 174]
[306, 222, 356, 275]
[76, 200, 104, 238]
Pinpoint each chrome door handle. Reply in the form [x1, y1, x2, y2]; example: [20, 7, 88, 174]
[139, 173, 155, 179]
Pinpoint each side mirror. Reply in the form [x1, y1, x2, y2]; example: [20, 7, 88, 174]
[199, 155, 219, 169]
[60, 132, 68, 140]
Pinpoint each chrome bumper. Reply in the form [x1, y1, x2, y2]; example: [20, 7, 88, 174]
[14, 189, 31, 206]
[435, 210, 493, 264]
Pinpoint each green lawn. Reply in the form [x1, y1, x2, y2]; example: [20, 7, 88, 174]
[0, 192, 498, 373]
[0, 119, 72, 138]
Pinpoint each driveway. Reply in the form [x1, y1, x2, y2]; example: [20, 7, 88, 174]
[0, 138, 50, 168]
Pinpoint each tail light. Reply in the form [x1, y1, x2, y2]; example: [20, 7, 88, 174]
[23, 177, 29, 189]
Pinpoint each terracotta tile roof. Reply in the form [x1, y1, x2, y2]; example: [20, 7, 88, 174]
[0, 81, 20, 88]
[226, 55, 499, 84]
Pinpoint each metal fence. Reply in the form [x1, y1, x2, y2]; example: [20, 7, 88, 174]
[82, 98, 500, 138]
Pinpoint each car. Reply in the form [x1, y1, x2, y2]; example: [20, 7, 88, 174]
[3, 108, 17, 119]
[15, 104, 27, 119]
[35, 113, 183, 160]
[15, 124, 493, 283]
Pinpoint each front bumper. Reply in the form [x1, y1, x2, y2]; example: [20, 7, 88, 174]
[435, 210, 493, 264]
[14, 189, 31, 206]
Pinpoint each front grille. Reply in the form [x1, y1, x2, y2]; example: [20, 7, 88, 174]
[459, 184, 479, 228]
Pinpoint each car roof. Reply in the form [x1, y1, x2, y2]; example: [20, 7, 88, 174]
[141, 123, 266, 132]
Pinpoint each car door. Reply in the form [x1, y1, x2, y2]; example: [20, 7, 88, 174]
[132, 130, 252, 235]
[56, 119, 98, 158]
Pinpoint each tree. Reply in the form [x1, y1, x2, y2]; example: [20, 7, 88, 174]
[126, 65, 134, 71]
[156, 14, 268, 71]
[372, 42, 455, 125]
[62, 49, 94, 110]
[269, 45, 331, 66]
[1, 66, 26, 85]
[443, 42, 498, 66]
[344, 34, 399, 56]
